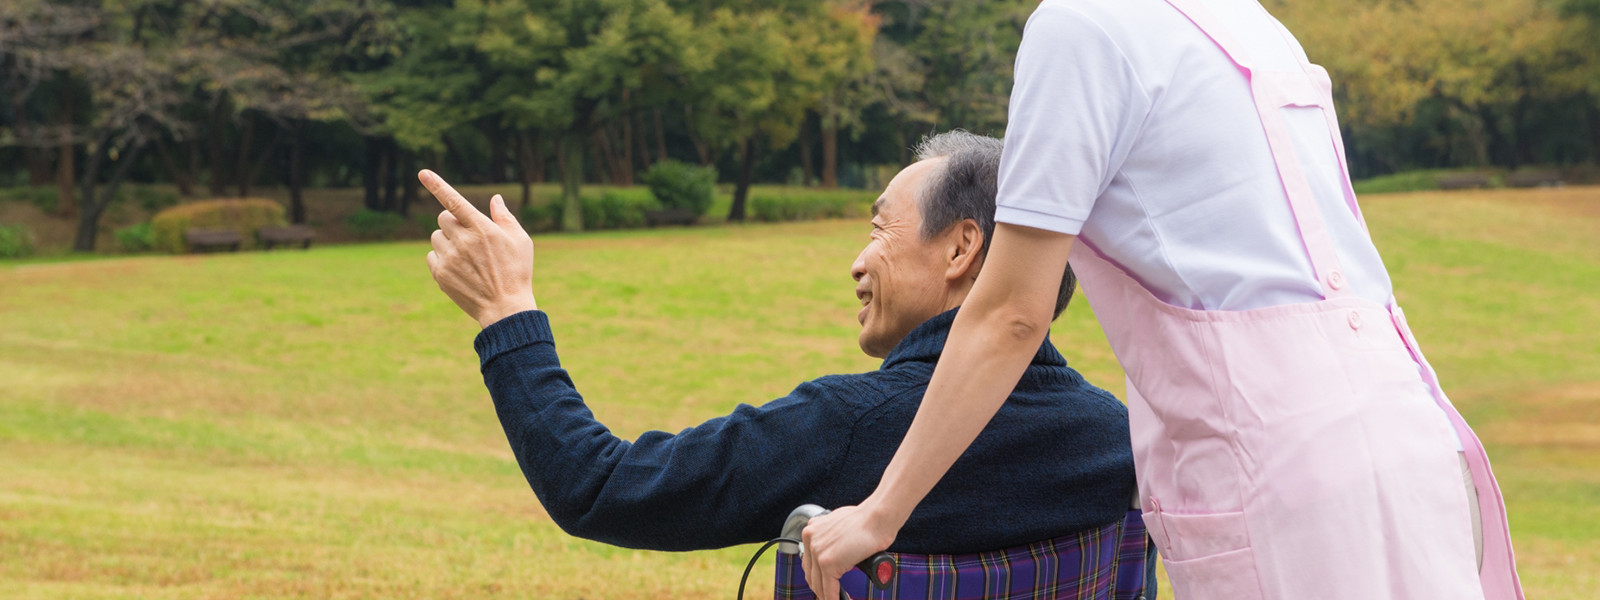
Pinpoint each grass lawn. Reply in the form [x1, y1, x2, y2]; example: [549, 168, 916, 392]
[2, 186, 1597, 598]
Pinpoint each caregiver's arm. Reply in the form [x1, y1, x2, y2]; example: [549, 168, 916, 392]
[801, 223, 1075, 599]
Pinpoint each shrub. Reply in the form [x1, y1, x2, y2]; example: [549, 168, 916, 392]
[642, 160, 716, 216]
[0, 222, 34, 257]
[414, 210, 441, 233]
[0, 223, 34, 258]
[2, 187, 60, 213]
[520, 191, 659, 232]
[115, 222, 155, 253]
[151, 199, 287, 253]
[346, 209, 407, 239]
[519, 203, 561, 233]
[132, 187, 180, 212]
[750, 191, 873, 222]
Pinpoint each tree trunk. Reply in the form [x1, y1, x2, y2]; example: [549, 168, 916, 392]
[654, 107, 668, 165]
[517, 130, 537, 211]
[16, 93, 50, 187]
[26, 148, 53, 186]
[382, 139, 400, 212]
[441, 133, 467, 182]
[1585, 99, 1600, 166]
[685, 104, 711, 165]
[56, 91, 76, 215]
[1477, 105, 1510, 168]
[400, 149, 417, 216]
[242, 120, 282, 199]
[75, 137, 145, 252]
[821, 111, 839, 188]
[235, 111, 256, 197]
[799, 112, 815, 187]
[559, 135, 585, 232]
[594, 127, 624, 185]
[155, 137, 193, 198]
[729, 137, 758, 222]
[287, 120, 306, 224]
[621, 113, 635, 184]
[489, 124, 508, 183]
[363, 136, 383, 210]
[591, 129, 613, 185]
[186, 139, 202, 196]
[1512, 91, 1535, 168]
[634, 112, 651, 167]
[208, 95, 230, 197]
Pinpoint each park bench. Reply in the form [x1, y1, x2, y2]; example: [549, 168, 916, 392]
[644, 208, 697, 227]
[185, 228, 242, 253]
[259, 225, 315, 250]
[1436, 173, 1491, 190]
[1505, 171, 1564, 188]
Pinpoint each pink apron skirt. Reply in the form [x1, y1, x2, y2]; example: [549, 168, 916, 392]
[1067, 1, 1525, 598]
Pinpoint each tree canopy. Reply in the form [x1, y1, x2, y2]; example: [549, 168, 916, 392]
[4, 0, 1600, 248]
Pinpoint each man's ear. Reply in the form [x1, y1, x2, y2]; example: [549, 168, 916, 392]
[945, 219, 985, 283]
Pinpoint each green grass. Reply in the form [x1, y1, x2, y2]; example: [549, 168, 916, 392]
[2, 187, 1598, 598]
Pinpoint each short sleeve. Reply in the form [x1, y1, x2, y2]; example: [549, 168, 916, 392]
[995, 2, 1150, 235]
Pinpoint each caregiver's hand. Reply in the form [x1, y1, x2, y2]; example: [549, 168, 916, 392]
[419, 169, 538, 328]
[801, 502, 898, 600]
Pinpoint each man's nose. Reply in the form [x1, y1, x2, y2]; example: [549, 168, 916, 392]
[851, 253, 867, 283]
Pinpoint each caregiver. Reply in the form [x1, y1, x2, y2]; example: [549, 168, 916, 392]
[799, 1, 1524, 599]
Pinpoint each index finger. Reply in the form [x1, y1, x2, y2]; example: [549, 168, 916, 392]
[418, 170, 491, 227]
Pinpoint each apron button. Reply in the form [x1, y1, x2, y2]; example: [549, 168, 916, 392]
[1328, 270, 1346, 290]
[1348, 310, 1362, 330]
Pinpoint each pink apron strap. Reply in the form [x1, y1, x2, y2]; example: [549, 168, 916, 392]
[1256, 12, 1372, 233]
[1162, 0, 1353, 299]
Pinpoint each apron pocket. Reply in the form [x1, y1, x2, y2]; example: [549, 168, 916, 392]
[1151, 509, 1250, 561]
[1164, 546, 1266, 600]
[1145, 508, 1265, 599]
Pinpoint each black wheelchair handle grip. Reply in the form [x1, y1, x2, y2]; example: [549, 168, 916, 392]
[857, 552, 895, 590]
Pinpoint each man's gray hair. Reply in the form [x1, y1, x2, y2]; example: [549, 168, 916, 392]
[914, 130, 1077, 320]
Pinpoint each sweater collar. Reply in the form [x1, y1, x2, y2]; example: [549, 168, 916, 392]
[880, 307, 1067, 370]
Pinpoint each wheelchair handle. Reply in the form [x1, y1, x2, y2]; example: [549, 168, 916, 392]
[779, 504, 896, 594]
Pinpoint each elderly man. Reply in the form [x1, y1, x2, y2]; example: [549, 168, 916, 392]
[420, 131, 1143, 599]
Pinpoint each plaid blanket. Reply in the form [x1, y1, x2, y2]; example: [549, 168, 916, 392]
[774, 511, 1150, 600]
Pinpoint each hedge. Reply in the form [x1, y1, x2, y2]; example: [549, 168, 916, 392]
[151, 199, 287, 253]
[520, 190, 660, 232]
[642, 160, 716, 216]
[0, 223, 34, 258]
[749, 190, 875, 222]
[347, 209, 407, 239]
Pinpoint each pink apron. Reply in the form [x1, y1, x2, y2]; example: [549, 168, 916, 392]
[1065, 1, 1525, 598]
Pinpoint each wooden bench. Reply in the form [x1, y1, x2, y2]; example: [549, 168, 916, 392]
[1436, 173, 1491, 190]
[644, 208, 697, 227]
[1505, 171, 1563, 188]
[259, 225, 315, 250]
[185, 228, 242, 253]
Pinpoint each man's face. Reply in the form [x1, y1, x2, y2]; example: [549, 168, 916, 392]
[852, 159, 953, 358]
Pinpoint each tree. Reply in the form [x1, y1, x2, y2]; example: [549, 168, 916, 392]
[683, 4, 850, 220]
[472, 0, 702, 231]
[1273, 0, 1592, 169]
[0, 0, 97, 215]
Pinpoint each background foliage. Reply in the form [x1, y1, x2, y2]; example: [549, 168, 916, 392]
[6, 0, 1598, 251]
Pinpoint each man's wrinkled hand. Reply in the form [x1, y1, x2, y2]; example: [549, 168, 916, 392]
[419, 169, 538, 328]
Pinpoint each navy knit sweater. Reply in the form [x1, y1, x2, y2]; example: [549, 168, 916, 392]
[474, 308, 1135, 554]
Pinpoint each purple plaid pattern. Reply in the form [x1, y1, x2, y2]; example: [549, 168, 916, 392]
[775, 511, 1150, 600]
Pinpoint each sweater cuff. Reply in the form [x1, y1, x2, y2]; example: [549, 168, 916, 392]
[474, 310, 554, 369]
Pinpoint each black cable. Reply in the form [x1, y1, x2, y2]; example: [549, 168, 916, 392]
[738, 537, 800, 600]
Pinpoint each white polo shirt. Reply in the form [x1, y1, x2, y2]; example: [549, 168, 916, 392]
[994, 0, 1394, 312]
